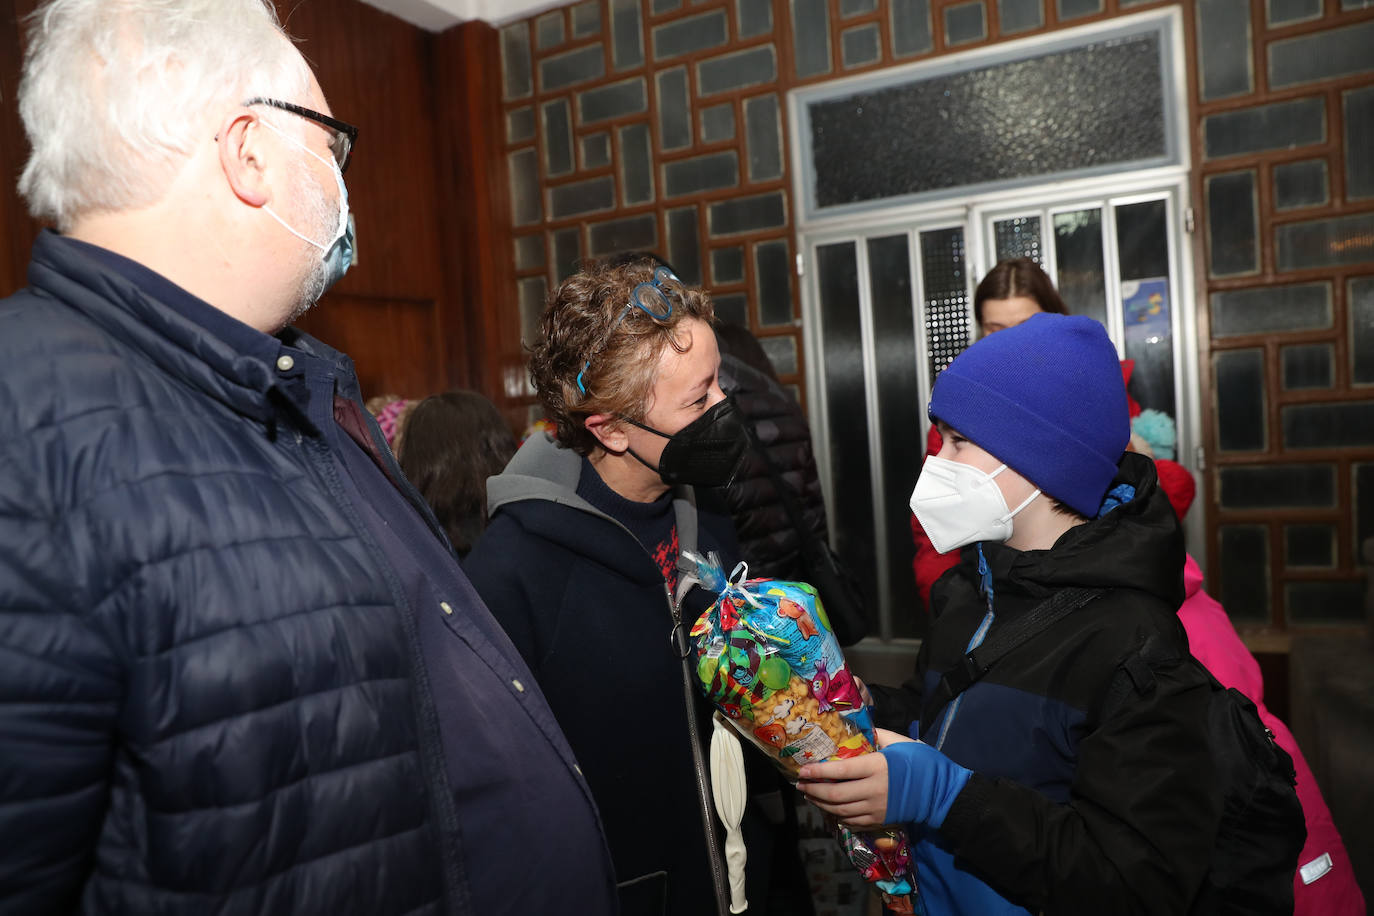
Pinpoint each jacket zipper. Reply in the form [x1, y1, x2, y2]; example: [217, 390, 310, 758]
[668, 581, 731, 916]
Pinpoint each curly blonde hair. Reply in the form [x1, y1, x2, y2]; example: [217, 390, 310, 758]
[529, 259, 715, 456]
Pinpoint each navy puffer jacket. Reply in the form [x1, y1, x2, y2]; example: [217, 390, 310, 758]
[0, 233, 461, 914]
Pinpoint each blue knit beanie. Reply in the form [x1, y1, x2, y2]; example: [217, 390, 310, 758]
[928, 313, 1129, 517]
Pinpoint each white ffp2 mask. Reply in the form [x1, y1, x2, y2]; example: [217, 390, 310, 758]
[909, 455, 1040, 554]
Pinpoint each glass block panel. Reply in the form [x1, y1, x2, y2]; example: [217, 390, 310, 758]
[1219, 464, 1335, 509]
[1206, 171, 1258, 277]
[1274, 159, 1328, 211]
[708, 192, 787, 236]
[891, 0, 933, 56]
[1117, 200, 1176, 420]
[755, 239, 793, 326]
[843, 0, 880, 14]
[618, 123, 655, 206]
[664, 151, 740, 198]
[610, 0, 645, 70]
[1285, 524, 1335, 567]
[999, 0, 1043, 34]
[541, 45, 605, 93]
[514, 233, 545, 271]
[552, 226, 581, 283]
[1268, 20, 1374, 89]
[712, 246, 745, 284]
[1219, 525, 1274, 621]
[866, 233, 922, 638]
[508, 148, 541, 226]
[549, 175, 615, 219]
[700, 103, 736, 143]
[1276, 212, 1374, 271]
[816, 241, 880, 627]
[667, 206, 703, 286]
[582, 132, 611, 169]
[808, 32, 1167, 209]
[945, 1, 986, 45]
[536, 11, 564, 50]
[1345, 87, 1374, 201]
[1358, 463, 1374, 548]
[842, 24, 882, 69]
[518, 276, 547, 347]
[1268, 0, 1321, 25]
[653, 0, 681, 11]
[1204, 98, 1325, 161]
[1282, 344, 1333, 390]
[1214, 349, 1266, 452]
[1287, 581, 1366, 624]
[1058, 0, 1102, 20]
[657, 68, 692, 151]
[501, 23, 532, 100]
[993, 216, 1042, 263]
[698, 45, 778, 95]
[714, 293, 748, 326]
[572, 1, 601, 37]
[1053, 208, 1107, 328]
[1283, 402, 1374, 448]
[579, 79, 649, 126]
[1210, 282, 1332, 337]
[1352, 277, 1374, 385]
[506, 106, 535, 144]
[739, 0, 774, 37]
[588, 214, 658, 258]
[792, 0, 832, 78]
[1219, 526, 1270, 623]
[920, 227, 970, 386]
[759, 335, 799, 376]
[542, 100, 574, 177]
[653, 9, 728, 60]
[744, 94, 783, 182]
[1196, 0, 1252, 101]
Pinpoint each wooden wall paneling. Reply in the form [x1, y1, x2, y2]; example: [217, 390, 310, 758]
[430, 21, 523, 430]
[277, 0, 453, 402]
[1, 0, 43, 298]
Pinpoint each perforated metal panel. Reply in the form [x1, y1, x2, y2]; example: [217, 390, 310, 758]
[919, 227, 970, 387]
[993, 216, 1043, 263]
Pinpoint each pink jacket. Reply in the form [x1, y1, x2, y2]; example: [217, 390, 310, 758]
[1178, 555, 1365, 915]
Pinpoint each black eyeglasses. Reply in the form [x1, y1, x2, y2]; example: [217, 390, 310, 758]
[245, 97, 358, 174]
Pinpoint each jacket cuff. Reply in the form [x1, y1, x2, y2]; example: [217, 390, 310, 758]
[939, 770, 995, 841]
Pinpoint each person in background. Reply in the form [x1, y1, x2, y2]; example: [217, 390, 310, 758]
[1149, 470, 1365, 916]
[365, 392, 418, 453]
[910, 258, 1070, 612]
[399, 390, 518, 558]
[714, 319, 867, 647]
[463, 260, 770, 915]
[0, 2, 614, 912]
[801, 314, 1221, 914]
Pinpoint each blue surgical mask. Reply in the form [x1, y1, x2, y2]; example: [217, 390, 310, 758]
[260, 119, 355, 291]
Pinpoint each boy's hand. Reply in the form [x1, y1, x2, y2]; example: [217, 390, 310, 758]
[795, 729, 916, 828]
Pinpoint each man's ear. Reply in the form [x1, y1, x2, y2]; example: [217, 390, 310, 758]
[584, 413, 629, 454]
[216, 110, 270, 207]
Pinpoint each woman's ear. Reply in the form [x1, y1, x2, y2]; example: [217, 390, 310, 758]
[584, 413, 629, 454]
[216, 110, 271, 207]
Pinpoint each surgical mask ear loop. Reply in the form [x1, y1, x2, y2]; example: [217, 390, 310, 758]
[258, 119, 348, 251]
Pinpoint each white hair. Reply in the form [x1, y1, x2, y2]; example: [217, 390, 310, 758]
[18, 0, 314, 229]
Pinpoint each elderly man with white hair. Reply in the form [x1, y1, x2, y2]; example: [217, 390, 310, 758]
[0, 2, 616, 914]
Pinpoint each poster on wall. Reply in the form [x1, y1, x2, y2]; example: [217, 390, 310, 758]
[1121, 277, 1170, 340]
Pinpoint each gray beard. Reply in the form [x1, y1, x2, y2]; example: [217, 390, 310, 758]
[283, 158, 338, 324]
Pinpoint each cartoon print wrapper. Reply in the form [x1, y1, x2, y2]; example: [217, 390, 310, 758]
[681, 551, 918, 912]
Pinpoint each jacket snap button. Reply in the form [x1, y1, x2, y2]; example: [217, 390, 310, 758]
[275, 355, 295, 372]
[440, 601, 453, 615]
[512, 679, 525, 693]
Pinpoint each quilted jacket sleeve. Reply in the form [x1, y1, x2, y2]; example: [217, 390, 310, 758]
[0, 449, 122, 913]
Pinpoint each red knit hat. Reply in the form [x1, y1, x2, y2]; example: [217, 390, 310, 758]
[1154, 458, 1195, 520]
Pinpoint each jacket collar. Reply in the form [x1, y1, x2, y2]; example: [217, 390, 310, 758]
[27, 230, 356, 435]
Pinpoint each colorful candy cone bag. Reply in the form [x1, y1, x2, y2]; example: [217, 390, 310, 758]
[680, 551, 919, 914]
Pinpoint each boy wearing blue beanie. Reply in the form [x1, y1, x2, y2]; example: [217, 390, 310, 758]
[799, 314, 1221, 914]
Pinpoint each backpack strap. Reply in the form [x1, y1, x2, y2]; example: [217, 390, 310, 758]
[920, 586, 1105, 741]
